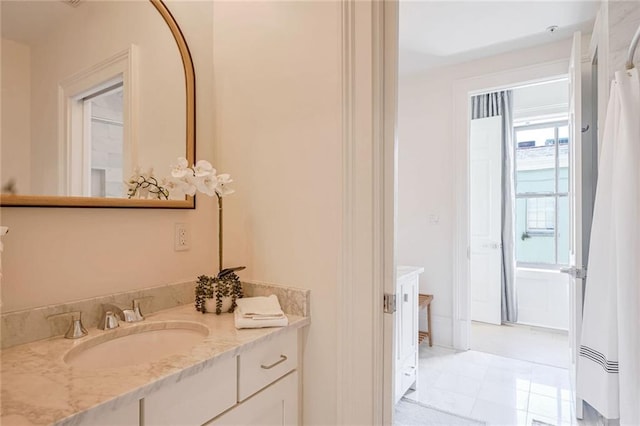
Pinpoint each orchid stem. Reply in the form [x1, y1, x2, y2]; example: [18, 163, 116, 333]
[218, 195, 223, 274]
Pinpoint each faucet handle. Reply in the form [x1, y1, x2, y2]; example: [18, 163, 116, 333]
[132, 296, 152, 321]
[48, 311, 88, 339]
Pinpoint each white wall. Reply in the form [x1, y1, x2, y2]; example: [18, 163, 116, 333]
[211, 2, 342, 423]
[517, 268, 569, 330]
[606, 0, 640, 81]
[1, 38, 32, 194]
[512, 79, 569, 122]
[398, 38, 575, 347]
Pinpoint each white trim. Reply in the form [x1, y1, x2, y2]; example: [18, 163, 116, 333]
[514, 102, 569, 117]
[81, 100, 93, 195]
[588, 4, 609, 157]
[372, 0, 385, 423]
[380, 1, 398, 425]
[57, 45, 138, 196]
[452, 59, 570, 350]
[337, 0, 355, 423]
[337, 0, 394, 423]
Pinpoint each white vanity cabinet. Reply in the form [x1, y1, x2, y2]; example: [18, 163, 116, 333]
[394, 266, 424, 403]
[210, 327, 299, 425]
[85, 400, 140, 426]
[209, 372, 298, 426]
[143, 355, 237, 426]
[138, 328, 299, 426]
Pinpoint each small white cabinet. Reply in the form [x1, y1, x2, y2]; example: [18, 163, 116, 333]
[394, 266, 424, 403]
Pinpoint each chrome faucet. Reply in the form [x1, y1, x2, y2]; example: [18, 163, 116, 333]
[131, 298, 145, 322]
[99, 304, 125, 330]
[99, 298, 148, 330]
[48, 311, 88, 339]
[99, 310, 120, 330]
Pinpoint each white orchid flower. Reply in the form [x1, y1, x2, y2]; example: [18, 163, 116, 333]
[164, 174, 197, 197]
[215, 174, 235, 197]
[178, 175, 198, 196]
[160, 177, 186, 199]
[193, 160, 216, 177]
[171, 157, 191, 178]
[194, 174, 218, 197]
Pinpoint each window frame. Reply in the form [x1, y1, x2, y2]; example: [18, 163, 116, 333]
[514, 120, 569, 268]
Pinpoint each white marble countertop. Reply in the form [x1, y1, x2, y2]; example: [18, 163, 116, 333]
[0, 304, 309, 426]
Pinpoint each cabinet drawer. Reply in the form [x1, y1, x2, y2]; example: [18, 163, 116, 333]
[238, 329, 297, 401]
[143, 356, 237, 426]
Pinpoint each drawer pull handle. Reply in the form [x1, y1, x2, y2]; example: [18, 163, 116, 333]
[261, 355, 287, 370]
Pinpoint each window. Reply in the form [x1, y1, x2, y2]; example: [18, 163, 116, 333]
[59, 47, 135, 198]
[515, 122, 569, 266]
[83, 82, 125, 198]
[526, 197, 555, 234]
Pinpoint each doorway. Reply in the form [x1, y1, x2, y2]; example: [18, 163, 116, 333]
[392, 51, 590, 424]
[469, 79, 571, 370]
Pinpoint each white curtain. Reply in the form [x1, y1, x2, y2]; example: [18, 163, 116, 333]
[578, 68, 640, 425]
[471, 91, 517, 323]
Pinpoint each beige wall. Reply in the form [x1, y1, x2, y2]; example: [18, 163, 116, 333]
[397, 38, 574, 346]
[0, 1, 215, 312]
[1, 38, 32, 194]
[211, 2, 342, 423]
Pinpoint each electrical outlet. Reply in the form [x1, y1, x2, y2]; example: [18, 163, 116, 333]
[174, 223, 189, 251]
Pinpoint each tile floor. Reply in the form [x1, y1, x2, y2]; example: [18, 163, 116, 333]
[404, 345, 580, 426]
[470, 322, 569, 369]
[396, 398, 485, 426]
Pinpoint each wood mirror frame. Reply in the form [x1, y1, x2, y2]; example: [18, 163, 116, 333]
[0, 0, 195, 209]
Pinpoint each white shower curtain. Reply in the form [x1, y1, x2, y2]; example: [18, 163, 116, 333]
[578, 68, 640, 425]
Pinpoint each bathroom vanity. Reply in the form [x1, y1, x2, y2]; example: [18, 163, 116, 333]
[0, 303, 308, 425]
[394, 266, 424, 403]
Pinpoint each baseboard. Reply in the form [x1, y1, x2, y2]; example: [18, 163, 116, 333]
[419, 314, 453, 348]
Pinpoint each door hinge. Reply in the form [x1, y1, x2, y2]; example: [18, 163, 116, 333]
[560, 266, 587, 280]
[383, 293, 396, 314]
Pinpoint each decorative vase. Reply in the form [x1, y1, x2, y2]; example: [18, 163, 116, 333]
[204, 296, 233, 314]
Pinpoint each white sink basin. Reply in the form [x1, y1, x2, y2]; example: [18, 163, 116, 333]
[64, 321, 209, 370]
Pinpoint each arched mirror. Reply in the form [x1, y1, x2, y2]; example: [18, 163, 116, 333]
[0, 0, 195, 208]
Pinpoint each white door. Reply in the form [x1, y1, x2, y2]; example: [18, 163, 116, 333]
[470, 116, 503, 325]
[563, 31, 584, 420]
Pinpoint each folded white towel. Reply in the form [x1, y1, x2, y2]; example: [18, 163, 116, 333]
[234, 295, 288, 329]
[234, 309, 288, 329]
[236, 295, 284, 317]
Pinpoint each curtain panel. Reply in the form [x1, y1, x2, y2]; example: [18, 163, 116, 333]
[470, 91, 517, 323]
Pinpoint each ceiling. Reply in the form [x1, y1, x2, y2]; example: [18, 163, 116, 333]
[399, 0, 601, 74]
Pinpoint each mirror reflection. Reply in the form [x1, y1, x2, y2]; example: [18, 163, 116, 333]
[1, 0, 190, 203]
